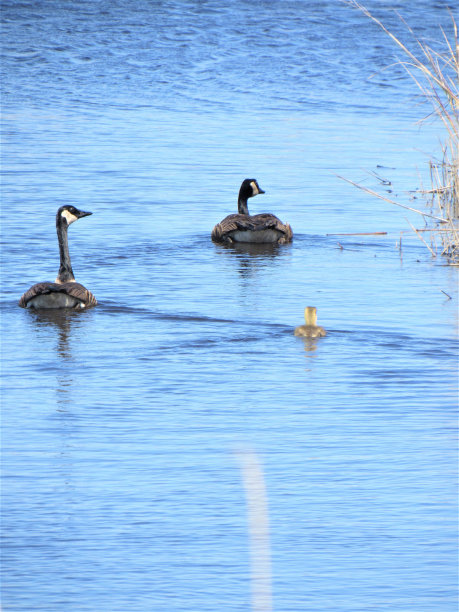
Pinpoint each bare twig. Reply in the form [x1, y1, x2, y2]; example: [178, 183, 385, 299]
[326, 232, 388, 236]
[342, 3, 458, 264]
[407, 219, 437, 256]
[337, 175, 449, 221]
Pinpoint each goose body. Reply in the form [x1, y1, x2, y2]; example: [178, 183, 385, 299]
[294, 307, 326, 338]
[19, 205, 97, 309]
[211, 179, 293, 244]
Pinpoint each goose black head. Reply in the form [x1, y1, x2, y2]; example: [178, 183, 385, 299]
[57, 205, 93, 226]
[240, 178, 265, 199]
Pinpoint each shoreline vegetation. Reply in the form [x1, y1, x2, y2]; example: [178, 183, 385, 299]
[344, 2, 459, 265]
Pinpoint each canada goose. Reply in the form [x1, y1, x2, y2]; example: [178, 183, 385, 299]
[211, 179, 293, 244]
[18, 205, 97, 309]
[294, 307, 326, 338]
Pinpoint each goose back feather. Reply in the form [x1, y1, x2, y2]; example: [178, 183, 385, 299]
[19, 282, 97, 309]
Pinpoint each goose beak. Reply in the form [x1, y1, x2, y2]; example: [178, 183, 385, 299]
[77, 210, 92, 218]
[258, 188, 265, 194]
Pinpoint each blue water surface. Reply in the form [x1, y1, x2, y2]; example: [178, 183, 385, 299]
[1, 1, 458, 610]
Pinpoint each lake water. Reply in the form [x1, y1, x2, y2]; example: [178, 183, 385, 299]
[1, 1, 458, 610]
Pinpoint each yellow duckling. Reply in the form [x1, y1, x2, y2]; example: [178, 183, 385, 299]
[294, 307, 326, 338]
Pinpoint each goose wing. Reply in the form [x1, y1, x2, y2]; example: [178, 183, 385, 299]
[19, 281, 97, 308]
[212, 213, 293, 243]
[62, 282, 98, 307]
[251, 214, 293, 239]
[211, 214, 257, 242]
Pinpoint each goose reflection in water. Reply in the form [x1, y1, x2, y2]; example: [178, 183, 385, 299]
[28, 309, 85, 358]
[300, 337, 321, 354]
[26, 309, 92, 410]
[216, 241, 288, 282]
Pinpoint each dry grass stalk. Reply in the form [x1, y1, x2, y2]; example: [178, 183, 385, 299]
[345, 2, 459, 264]
[326, 232, 388, 236]
[407, 220, 437, 257]
[426, 145, 459, 260]
[337, 174, 449, 222]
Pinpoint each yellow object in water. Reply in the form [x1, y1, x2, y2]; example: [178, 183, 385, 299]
[294, 307, 326, 338]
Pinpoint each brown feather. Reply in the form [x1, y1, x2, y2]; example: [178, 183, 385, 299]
[211, 213, 292, 244]
[19, 281, 97, 309]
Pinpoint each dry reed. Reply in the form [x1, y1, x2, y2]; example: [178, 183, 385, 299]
[345, 2, 459, 264]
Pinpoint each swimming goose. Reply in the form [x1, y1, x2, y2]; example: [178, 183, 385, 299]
[19, 205, 97, 309]
[211, 179, 293, 244]
[294, 307, 326, 338]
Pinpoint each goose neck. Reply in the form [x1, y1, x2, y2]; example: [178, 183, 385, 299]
[237, 195, 250, 215]
[55, 215, 75, 283]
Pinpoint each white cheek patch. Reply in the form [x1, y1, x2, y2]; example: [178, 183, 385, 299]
[61, 210, 78, 225]
[250, 181, 259, 195]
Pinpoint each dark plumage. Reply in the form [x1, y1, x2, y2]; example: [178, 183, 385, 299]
[18, 282, 97, 309]
[19, 205, 97, 309]
[211, 179, 293, 244]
